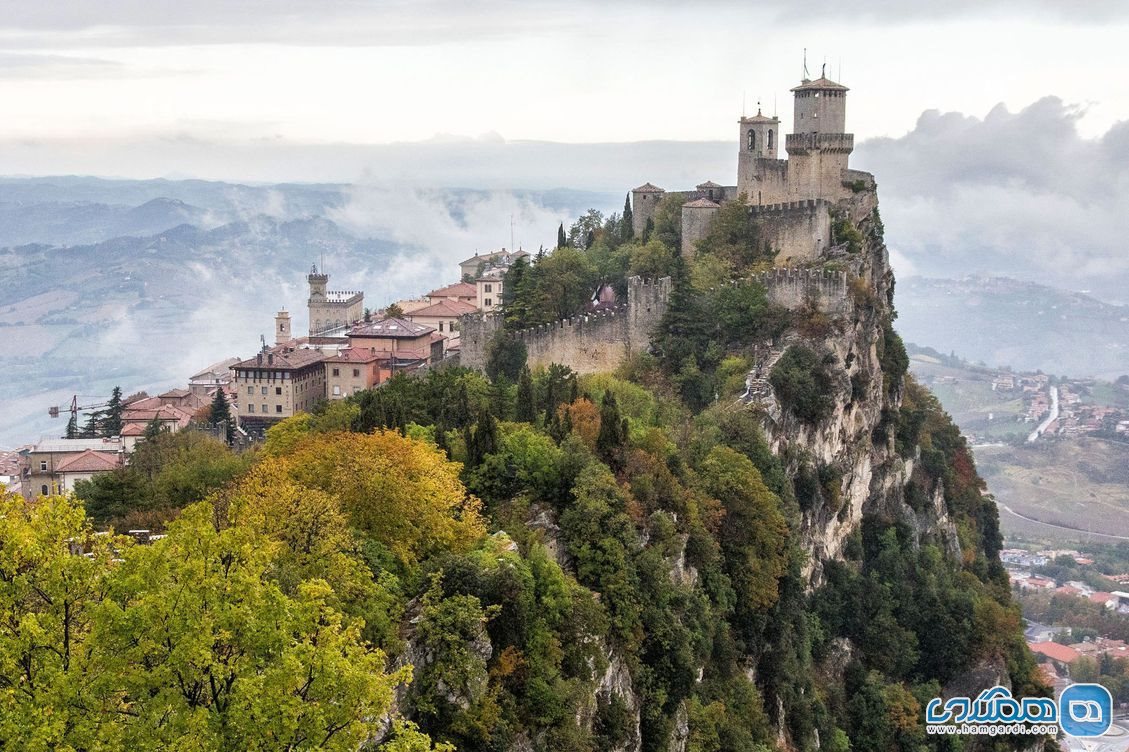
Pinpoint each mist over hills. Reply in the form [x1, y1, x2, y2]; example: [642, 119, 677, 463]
[0, 179, 618, 447]
[4, 168, 1128, 448]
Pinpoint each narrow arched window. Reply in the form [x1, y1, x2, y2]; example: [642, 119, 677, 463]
[767, 129, 774, 149]
[747, 129, 755, 151]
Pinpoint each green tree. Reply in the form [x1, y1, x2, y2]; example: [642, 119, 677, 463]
[65, 411, 79, 439]
[143, 415, 166, 440]
[102, 386, 124, 437]
[769, 345, 836, 424]
[0, 493, 119, 749]
[386, 302, 406, 318]
[209, 387, 234, 442]
[696, 196, 767, 268]
[622, 193, 634, 242]
[700, 446, 789, 611]
[485, 332, 527, 383]
[596, 391, 626, 467]
[86, 502, 409, 751]
[557, 222, 567, 250]
[502, 256, 531, 329]
[516, 366, 536, 423]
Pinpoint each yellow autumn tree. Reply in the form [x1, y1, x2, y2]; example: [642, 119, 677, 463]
[273, 431, 486, 567]
[221, 457, 404, 647]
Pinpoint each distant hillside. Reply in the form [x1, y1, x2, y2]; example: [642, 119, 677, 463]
[0, 177, 618, 448]
[896, 275, 1129, 379]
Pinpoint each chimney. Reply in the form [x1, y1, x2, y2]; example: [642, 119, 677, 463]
[256, 353, 263, 365]
[268, 353, 274, 365]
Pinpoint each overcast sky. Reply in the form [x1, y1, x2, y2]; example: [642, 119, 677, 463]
[0, 0, 1126, 178]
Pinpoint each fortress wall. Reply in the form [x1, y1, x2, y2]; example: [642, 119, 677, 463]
[631, 189, 665, 237]
[517, 308, 634, 373]
[681, 204, 719, 259]
[749, 199, 832, 265]
[739, 157, 789, 206]
[458, 276, 671, 375]
[739, 267, 851, 316]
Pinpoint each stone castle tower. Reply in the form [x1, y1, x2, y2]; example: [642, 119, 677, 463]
[631, 69, 868, 264]
[275, 309, 292, 345]
[737, 73, 854, 206]
[306, 264, 364, 337]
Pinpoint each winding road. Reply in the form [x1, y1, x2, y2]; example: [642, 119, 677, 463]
[1027, 385, 1060, 443]
[996, 501, 1129, 541]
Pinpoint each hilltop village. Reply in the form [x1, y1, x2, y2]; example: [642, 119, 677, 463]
[12, 69, 878, 500]
[2, 72, 1065, 752]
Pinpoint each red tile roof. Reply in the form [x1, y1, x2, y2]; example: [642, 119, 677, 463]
[349, 317, 435, 339]
[55, 449, 120, 474]
[327, 348, 383, 364]
[235, 345, 327, 370]
[1028, 641, 1082, 665]
[427, 282, 477, 299]
[408, 300, 478, 318]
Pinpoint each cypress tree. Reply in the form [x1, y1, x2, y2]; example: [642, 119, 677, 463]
[143, 415, 165, 441]
[516, 366, 535, 423]
[557, 223, 567, 249]
[596, 391, 626, 465]
[103, 386, 124, 437]
[210, 389, 233, 443]
[622, 193, 634, 241]
[80, 410, 102, 439]
[643, 217, 655, 244]
[467, 409, 498, 468]
[65, 412, 79, 439]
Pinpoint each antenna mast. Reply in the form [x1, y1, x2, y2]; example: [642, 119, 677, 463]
[802, 48, 809, 80]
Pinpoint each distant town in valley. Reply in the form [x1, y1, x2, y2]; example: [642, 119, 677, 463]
[1, 245, 529, 499]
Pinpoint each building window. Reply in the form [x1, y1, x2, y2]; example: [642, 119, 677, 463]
[747, 129, 755, 151]
[332, 367, 340, 377]
[353, 368, 360, 377]
[40, 460, 48, 471]
[333, 385, 341, 396]
[41, 485, 49, 496]
[262, 404, 267, 414]
[275, 387, 282, 395]
[247, 386, 254, 395]
[261, 386, 267, 395]
[438, 321, 444, 332]
[485, 298, 492, 307]
[248, 404, 255, 413]
[276, 404, 283, 413]
[484, 284, 492, 293]
[767, 129, 774, 149]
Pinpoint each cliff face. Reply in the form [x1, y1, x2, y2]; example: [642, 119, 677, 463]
[748, 187, 940, 582]
[373, 184, 1041, 752]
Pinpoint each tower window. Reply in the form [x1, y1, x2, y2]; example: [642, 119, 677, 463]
[747, 129, 755, 151]
[767, 130, 774, 149]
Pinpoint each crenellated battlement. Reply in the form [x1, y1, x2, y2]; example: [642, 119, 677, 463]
[748, 198, 829, 215]
[460, 276, 670, 373]
[738, 267, 852, 315]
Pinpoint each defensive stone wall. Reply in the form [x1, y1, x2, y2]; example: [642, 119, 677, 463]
[459, 276, 671, 374]
[739, 267, 851, 316]
[749, 199, 833, 264]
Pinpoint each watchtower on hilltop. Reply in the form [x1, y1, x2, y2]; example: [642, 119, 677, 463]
[306, 264, 364, 337]
[631, 65, 871, 264]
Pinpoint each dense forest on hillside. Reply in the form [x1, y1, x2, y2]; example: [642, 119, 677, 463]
[1, 197, 1049, 751]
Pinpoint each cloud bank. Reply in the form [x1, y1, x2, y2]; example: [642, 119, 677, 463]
[855, 97, 1129, 299]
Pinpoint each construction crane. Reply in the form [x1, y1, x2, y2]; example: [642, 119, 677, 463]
[48, 395, 109, 421]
